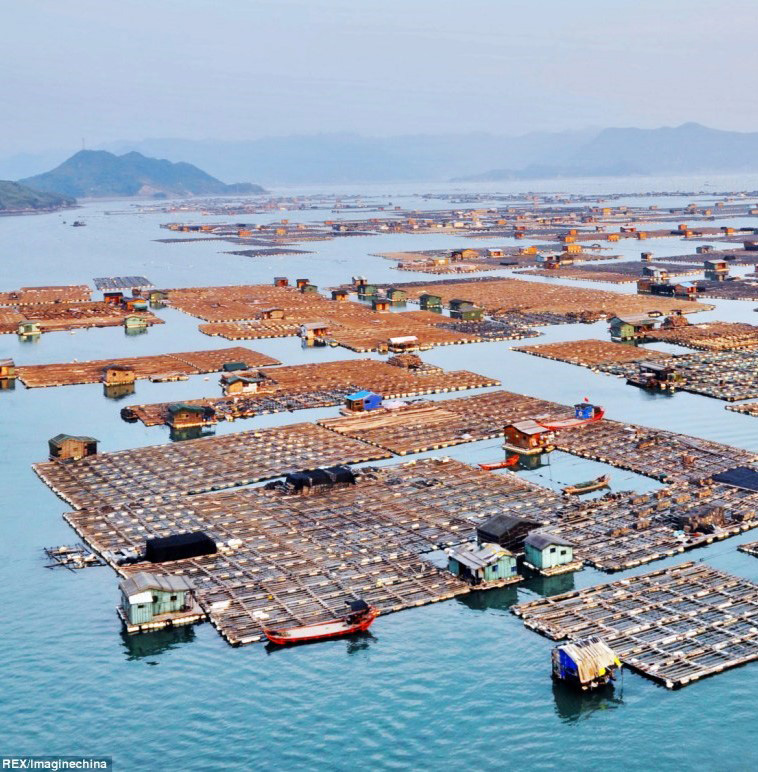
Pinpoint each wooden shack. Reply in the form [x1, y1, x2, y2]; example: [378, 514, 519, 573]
[300, 283, 319, 294]
[295, 278, 310, 289]
[476, 514, 543, 553]
[447, 542, 519, 586]
[221, 374, 265, 395]
[0, 358, 15, 379]
[372, 297, 391, 312]
[299, 321, 330, 340]
[504, 420, 553, 455]
[166, 403, 208, 429]
[418, 293, 443, 313]
[273, 277, 289, 287]
[48, 434, 98, 461]
[18, 320, 41, 336]
[704, 258, 729, 281]
[103, 291, 124, 305]
[524, 532, 578, 575]
[449, 299, 483, 321]
[331, 289, 350, 302]
[388, 335, 419, 353]
[609, 315, 658, 341]
[101, 364, 136, 385]
[124, 315, 148, 330]
[118, 572, 201, 633]
[386, 288, 407, 307]
[344, 390, 382, 412]
[260, 307, 285, 320]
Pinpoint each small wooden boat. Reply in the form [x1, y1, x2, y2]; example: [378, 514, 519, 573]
[264, 600, 378, 646]
[479, 454, 519, 471]
[562, 474, 610, 495]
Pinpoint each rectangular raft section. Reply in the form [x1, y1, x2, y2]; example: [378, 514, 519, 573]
[16, 346, 280, 388]
[33, 422, 391, 510]
[513, 561, 758, 688]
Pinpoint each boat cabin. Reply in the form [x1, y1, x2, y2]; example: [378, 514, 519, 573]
[372, 297, 391, 312]
[344, 390, 382, 412]
[119, 571, 194, 627]
[273, 277, 289, 287]
[148, 290, 168, 304]
[638, 361, 678, 384]
[102, 364, 136, 385]
[167, 403, 209, 428]
[524, 532, 576, 572]
[476, 513, 544, 553]
[331, 289, 350, 302]
[388, 335, 419, 352]
[552, 637, 621, 690]
[419, 293, 443, 312]
[145, 531, 217, 563]
[609, 314, 658, 341]
[504, 420, 553, 454]
[124, 297, 148, 312]
[48, 434, 98, 461]
[0, 358, 15, 379]
[574, 402, 602, 421]
[447, 542, 519, 586]
[18, 320, 41, 336]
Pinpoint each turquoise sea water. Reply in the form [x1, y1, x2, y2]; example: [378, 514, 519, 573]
[2, 176, 758, 771]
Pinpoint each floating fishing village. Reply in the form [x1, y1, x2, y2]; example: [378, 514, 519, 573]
[6, 186, 758, 705]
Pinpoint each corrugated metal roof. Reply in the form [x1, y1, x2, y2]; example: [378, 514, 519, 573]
[450, 542, 512, 570]
[525, 531, 574, 550]
[119, 571, 193, 598]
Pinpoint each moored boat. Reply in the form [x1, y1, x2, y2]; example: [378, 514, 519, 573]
[562, 474, 610, 495]
[537, 400, 604, 431]
[264, 599, 378, 645]
[479, 454, 520, 471]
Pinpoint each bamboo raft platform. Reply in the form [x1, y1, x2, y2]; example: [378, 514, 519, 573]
[738, 541, 758, 557]
[43, 543, 104, 570]
[0, 302, 163, 335]
[514, 339, 667, 367]
[516, 340, 758, 402]
[122, 358, 500, 426]
[318, 390, 568, 455]
[0, 285, 92, 306]
[726, 402, 758, 418]
[513, 562, 758, 688]
[518, 261, 702, 284]
[16, 346, 280, 388]
[361, 277, 713, 318]
[33, 422, 391, 511]
[552, 419, 755, 484]
[64, 458, 553, 645]
[642, 322, 758, 351]
[697, 280, 758, 301]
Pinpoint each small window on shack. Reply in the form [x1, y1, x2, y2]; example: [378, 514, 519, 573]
[152, 595, 158, 603]
[549, 547, 556, 553]
[170, 595, 177, 601]
[560, 549, 567, 556]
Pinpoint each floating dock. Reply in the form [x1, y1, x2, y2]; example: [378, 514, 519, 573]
[518, 261, 702, 284]
[513, 561, 758, 688]
[16, 346, 280, 388]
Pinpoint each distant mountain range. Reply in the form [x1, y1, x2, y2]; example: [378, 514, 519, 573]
[4, 124, 758, 186]
[454, 123, 758, 181]
[20, 150, 265, 198]
[0, 180, 75, 213]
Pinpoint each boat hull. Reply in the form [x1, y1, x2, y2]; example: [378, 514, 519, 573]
[264, 609, 379, 645]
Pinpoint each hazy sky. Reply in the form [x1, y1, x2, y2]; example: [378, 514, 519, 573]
[4, 0, 758, 153]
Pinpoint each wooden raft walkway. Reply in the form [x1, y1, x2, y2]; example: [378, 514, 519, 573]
[64, 458, 552, 645]
[16, 346, 280, 388]
[513, 562, 758, 688]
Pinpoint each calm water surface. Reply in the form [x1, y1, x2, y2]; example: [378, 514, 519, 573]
[2, 177, 758, 770]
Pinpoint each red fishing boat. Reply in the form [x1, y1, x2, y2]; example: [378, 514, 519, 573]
[537, 400, 604, 431]
[479, 454, 520, 471]
[264, 600, 379, 646]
